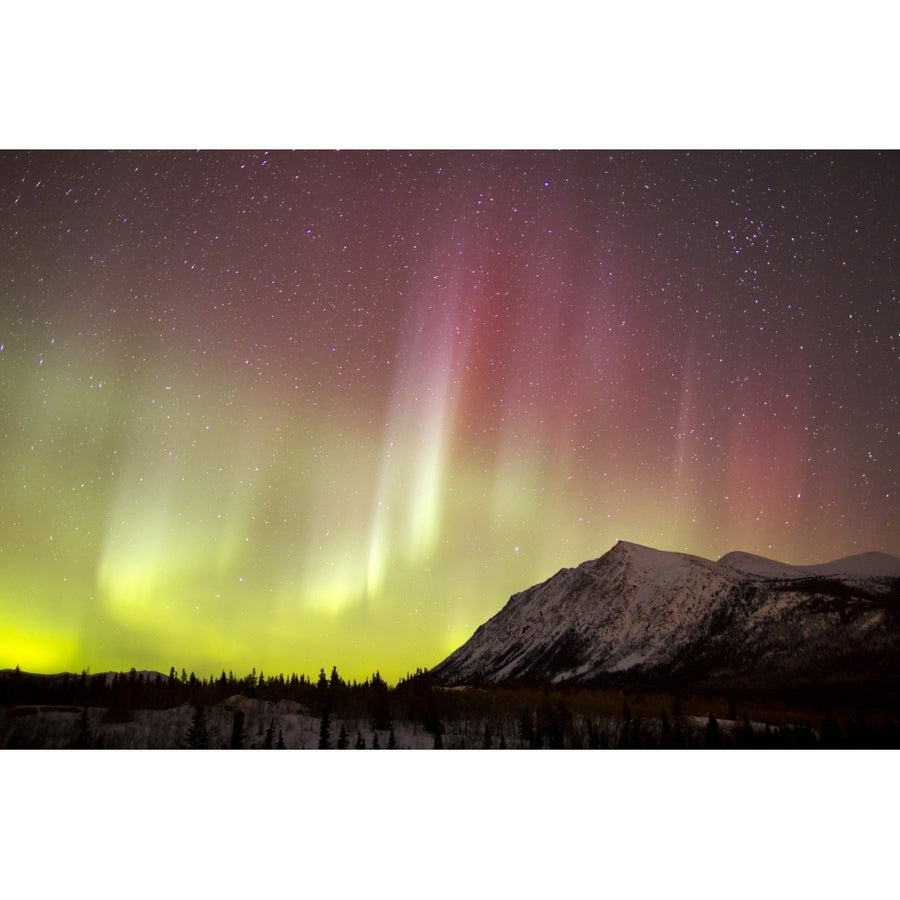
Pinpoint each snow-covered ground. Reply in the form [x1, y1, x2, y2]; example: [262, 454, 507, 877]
[0, 698, 789, 750]
[0, 702, 439, 750]
[0, 701, 493, 749]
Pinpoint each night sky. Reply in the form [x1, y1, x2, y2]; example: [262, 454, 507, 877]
[1, 150, 897, 681]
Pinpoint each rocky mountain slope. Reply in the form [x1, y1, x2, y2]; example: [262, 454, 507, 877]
[432, 541, 900, 697]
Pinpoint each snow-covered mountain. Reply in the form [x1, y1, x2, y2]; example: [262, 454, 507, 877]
[432, 541, 900, 693]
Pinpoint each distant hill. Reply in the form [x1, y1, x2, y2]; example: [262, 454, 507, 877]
[432, 541, 900, 703]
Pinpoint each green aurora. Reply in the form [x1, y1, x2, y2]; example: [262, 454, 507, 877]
[1, 151, 897, 682]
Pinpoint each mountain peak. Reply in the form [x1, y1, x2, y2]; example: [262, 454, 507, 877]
[610, 539, 672, 556]
[433, 540, 900, 690]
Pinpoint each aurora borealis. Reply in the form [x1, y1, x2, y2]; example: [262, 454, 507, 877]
[1, 150, 897, 682]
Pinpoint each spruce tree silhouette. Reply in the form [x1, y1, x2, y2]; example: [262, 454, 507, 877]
[74, 706, 92, 749]
[318, 709, 331, 749]
[185, 703, 209, 749]
[705, 712, 720, 749]
[230, 709, 246, 749]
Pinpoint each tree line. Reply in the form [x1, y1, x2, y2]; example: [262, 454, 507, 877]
[3, 665, 900, 748]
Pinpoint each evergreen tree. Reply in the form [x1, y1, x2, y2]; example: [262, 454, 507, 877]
[369, 670, 392, 731]
[336, 722, 349, 749]
[355, 730, 365, 749]
[388, 726, 397, 749]
[546, 704, 565, 749]
[276, 729, 285, 749]
[433, 720, 444, 749]
[372, 731, 380, 750]
[617, 720, 632, 749]
[499, 733, 507, 750]
[229, 709, 246, 749]
[185, 703, 210, 749]
[705, 712, 720, 749]
[518, 708, 534, 748]
[328, 666, 347, 710]
[660, 709, 672, 748]
[736, 711, 755, 749]
[74, 706, 92, 749]
[318, 710, 331, 749]
[315, 668, 330, 717]
[482, 722, 493, 749]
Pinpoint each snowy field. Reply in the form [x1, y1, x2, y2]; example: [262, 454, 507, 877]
[0, 696, 770, 750]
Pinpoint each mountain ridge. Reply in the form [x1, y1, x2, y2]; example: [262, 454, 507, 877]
[432, 541, 900, 695]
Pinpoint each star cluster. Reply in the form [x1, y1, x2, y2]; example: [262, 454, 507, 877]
[1, 150, 896, 680]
